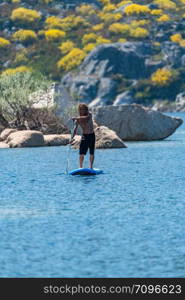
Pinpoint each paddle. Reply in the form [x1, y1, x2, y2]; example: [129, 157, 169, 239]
[65, 119, 77, 174]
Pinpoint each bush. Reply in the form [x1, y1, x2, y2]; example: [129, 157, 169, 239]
[118, 38, 127, 43]
[57, 48, 86, 71]
[99, 12, 122, 23]
[92, 23, 104, 31]
[2, 66, 32, 76]
[154, 0, 177, 10]
[157, 14, 170, 22]
[103, 4, 116, 12]
[0, 37, 10, 48]
[117, 1, 132, 8]
[83, 43, 96, 53]
[59, 41, 75, 54]
[170, 33, 182, 43]
[109, 23, 130, 35]
[129, 27, 149, 39]
[0, 71, 49, 125]
[96, 37, 111, 45]
[77, 5, 96, 16]
[82, 33, 99, 45]
[124, 4, 151, 16]
[45, 16, 63, 29]
[12, 29, 37, 44]
[11, 7, 41, 25]
[151, 68, 177, 86]
[45, 15, 88, 31]
[130, 20, 150, 27]
[151, 9, 162, 15]
[45, 29, 66, 42]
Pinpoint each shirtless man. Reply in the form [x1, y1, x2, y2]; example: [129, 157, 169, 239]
[70, 103, 95, 169]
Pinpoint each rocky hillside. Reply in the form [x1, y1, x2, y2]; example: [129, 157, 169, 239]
[1, 0, 185, 106]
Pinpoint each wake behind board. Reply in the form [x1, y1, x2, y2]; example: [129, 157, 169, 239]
[69, 168, 103, 176]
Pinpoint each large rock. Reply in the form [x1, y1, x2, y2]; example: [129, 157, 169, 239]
[0, 128, 17, 141]
[113, 90, 134, 106]
[92, 104, 183, 141]
[95, 126, 127, 148]
[72, 126, 127, 149]
[7, 130, 45, 148]
[44, 134, 71, 146]
[80, 42, 155, 79]
[60, 42, 163, 106]
[62, 74, 99, 104]
[0, 142, 9, 148]
[162, 42, 185, 67]
[175, 92, 185, 111]
[152, 101, 176, 113]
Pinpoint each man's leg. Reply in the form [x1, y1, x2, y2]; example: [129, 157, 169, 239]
[89, 133, 95, 169]
[79, 155, 84, 168]
[90, 155, 94, 169]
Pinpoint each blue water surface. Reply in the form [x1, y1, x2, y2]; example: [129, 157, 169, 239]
[0, 113, 185, 278]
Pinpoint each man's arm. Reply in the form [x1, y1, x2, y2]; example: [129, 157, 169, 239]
[72, 113, 91, 122]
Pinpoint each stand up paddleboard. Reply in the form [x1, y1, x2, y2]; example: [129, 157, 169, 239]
[69, 168, 103, 176]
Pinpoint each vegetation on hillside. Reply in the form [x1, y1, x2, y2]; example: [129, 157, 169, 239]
[0, 0, 185, 82]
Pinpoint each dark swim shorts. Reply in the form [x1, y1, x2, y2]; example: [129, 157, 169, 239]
[79, 132, 95, 155]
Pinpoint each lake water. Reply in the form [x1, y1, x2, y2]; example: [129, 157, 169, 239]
[0, 113, 185, 278]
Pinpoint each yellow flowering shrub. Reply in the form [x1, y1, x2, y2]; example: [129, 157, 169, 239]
[116, 1, 132, 8]
[83, 43, 96, 53]
[96, 37, 111, 45]
[154, 0, 177, 10]
[57, 48, 86, 71]
[157, 14, 170, 22]
[45, 15, 87, 31]
[12, 30, 37, 43]
[59, 41, 75, 54]
[118, 38, 127, 43]
[129, 27, 149, 38]
[45, 16, 63, 29]
[153, 42, 161, 47]
[150, 9, 162, 15]
[130, 20, 150, 28]
[125, 4, 151, 15]
[170, 33, 185, 47]
[103, 4, 116, 12]
[0, 37, 10, 48]
[38, 30, 45, 38]
[77, 5, 96, 15]
[99, 12, 122, 23]
[40, 0, 54, 3]
[179, 40, 185, 47]
[2, 66, 32, 76]
[170, 33, 182, 43]
[109, 23, 130, 35]
[11, 8, 41, 24]
[82, 33, 99, 45]
[151, 68, 175, 86]
[92, 23, 104, 31]
[45, 29, 66, 42]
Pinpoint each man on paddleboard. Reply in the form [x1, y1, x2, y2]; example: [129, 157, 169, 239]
[70, 103, 95, 169]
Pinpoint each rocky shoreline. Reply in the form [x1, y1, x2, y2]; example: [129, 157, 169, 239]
[0, 104, 183, 149]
